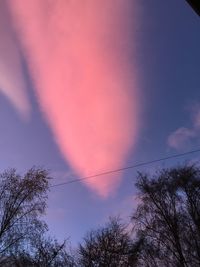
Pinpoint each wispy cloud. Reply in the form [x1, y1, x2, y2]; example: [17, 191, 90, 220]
[167, 105, 200, 151]
[192, 105, 200, 129]
[8, 0, 140, 197]
[0, 1, 30, 118]
[168, 127, 196, 150]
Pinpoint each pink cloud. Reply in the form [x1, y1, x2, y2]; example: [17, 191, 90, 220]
[9, 0, 140, 197]
[0, 1, 30, 118]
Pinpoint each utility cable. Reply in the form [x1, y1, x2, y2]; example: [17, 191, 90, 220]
[50, 148, 200, 188]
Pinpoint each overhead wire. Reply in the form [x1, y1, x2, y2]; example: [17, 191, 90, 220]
[50, 148, 200, 188]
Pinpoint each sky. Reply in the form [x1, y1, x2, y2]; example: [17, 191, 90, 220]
[0, 0, 200, 245]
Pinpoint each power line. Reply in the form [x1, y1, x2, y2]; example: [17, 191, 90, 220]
[50, 148, 200, 188]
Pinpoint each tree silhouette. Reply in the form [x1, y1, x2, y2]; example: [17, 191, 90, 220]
[132, 165, 200, 267]
[78, 217, 139, 267]
[0, 168, 49, 259]
[1, 165, 200, 266]
[0, 167, 74, 267]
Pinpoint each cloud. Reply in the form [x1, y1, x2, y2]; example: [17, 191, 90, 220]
[167, 127, 196, 150]
[167, 105, 200, 151]
[0, 1, 30, 118]
[192, 105, 200, 129]
[8, 0, 139, 197]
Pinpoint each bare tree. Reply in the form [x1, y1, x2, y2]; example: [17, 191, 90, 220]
[0, 167, 49, 260]
[8, 235, 75, 267]
[78, 217, 139, 267]
[30, 236, 75, 267]
[0, 167, 75, 267]
[132, 165, 200, 267]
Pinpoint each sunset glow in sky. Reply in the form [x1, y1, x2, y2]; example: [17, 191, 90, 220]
[0, 0, 199, 244]
[8, 0, 139, 197]
[0, 2, 30, 118]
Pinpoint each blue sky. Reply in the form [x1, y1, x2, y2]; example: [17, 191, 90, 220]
[0, 0, 200, 245]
